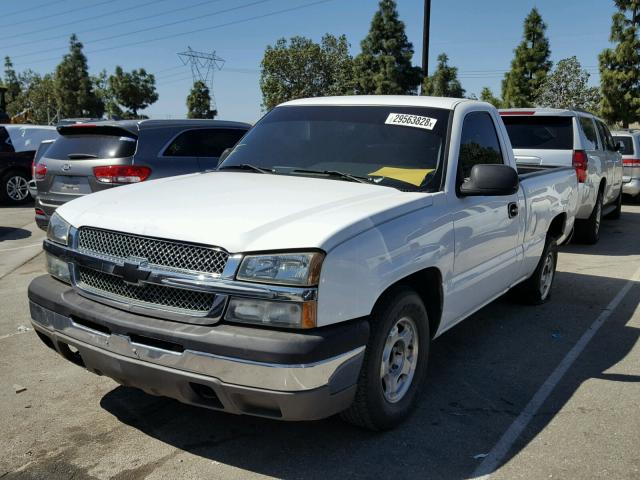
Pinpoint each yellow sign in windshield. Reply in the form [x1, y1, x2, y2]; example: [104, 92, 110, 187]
[368, 167, 435, 187]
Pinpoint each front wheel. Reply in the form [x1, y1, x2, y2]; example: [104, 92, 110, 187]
[604, 189, 622, 220]
[575, 191, 602, 244]
[341, 287, 430, 431]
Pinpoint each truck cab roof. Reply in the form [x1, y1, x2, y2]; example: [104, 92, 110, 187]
[281, 95, 482, 111]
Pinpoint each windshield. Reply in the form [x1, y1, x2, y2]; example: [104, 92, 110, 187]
[219, 105, 451, 191]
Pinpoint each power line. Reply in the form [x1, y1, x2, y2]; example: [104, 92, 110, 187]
[0, 0, 171, 45]
[0, 0, 219, 48]
[1, 0, 67, 20]
[0, 0, 118, 29]
[14, 0, 336, 68]
[12, 0, 274, 60]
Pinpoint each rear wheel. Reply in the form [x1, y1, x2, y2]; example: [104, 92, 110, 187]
[575, 191, 602, 244]
[0, 170, 31, 205]
[341, 287, 430, 431]
[604, 189, 622, 220]
[514, 238, 558, 305]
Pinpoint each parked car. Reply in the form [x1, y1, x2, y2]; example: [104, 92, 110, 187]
[611, 129, 640, 200]
[34, 119, 250, 229]
[28, 139, 55, 199]
[500, 108, 623, 244]
[29, 96, 578, 430]
[0, 125, 58, 205]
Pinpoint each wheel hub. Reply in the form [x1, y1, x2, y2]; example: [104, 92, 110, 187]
[380, 317, 419, 403]
[6, 175, 29, 201]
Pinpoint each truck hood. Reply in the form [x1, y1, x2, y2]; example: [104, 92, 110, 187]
[56, 171, 432, 253]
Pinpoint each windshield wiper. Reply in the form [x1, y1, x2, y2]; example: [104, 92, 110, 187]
[218, 164, 271, 174]
[288, 169, 370, 184]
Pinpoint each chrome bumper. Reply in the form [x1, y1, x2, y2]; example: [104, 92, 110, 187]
[30, 301, 364, 392]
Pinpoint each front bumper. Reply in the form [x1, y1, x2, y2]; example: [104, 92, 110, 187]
[622, 177, 640, 197]
[28, 275, 368, 421]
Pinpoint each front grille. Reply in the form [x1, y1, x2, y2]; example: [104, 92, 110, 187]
[77, 227, 228, 275]
[77, 266, 216, 315]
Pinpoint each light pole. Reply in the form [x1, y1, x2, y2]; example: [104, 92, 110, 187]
[422, 0, 431, 77]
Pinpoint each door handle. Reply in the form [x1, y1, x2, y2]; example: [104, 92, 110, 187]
[508, 202, 519, 218]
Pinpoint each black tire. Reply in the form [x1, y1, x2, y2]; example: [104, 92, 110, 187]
[575, 191, 603, 244]
[0, 169, 32, 205]
[341, 287, 430, 431]
[604, 189, 622, 220]
[514, 238, 558, 305]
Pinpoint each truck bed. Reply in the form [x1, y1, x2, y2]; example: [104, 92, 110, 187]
[517, 164, 575, 180]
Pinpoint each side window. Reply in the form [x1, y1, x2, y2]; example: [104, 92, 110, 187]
[458, 112, 504, 180]
[594, 121, 608, 151]
[197, 129, 246, 158]
[0, 128, 15, 153]
[163, 130, 202, 157]
[601, 122, 616, 152]
[579, 117, 599, 150]
[163, 129, 246, 157]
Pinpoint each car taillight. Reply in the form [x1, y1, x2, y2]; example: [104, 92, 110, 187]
[623, 158, 640, 167]
[93, 165, 151, 184]
[572, 150, 588, 183]
[34, 162, 47, 181]
[35, 208, 45, 216]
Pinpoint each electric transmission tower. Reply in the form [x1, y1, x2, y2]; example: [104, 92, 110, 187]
[178, 47, 225, 117]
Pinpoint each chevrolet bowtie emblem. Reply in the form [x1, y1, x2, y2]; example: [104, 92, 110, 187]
[113, 257, 151, 286]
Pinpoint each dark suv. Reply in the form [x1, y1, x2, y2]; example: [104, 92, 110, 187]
[1, 125, 59, 205]
[35, 119, 250, 229]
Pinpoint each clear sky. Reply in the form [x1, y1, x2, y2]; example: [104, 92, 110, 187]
[1, 0, 616, 123]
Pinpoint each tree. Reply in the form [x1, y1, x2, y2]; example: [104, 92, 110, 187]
[536, 56, 601, 112]
[599, 0, 640, 128]
[480, 87, 502, 108]
[421, 53, 465, 97]
[502, 8, 552, 107]
[260, 34, 355, 110]
[12, 72, 59, 124]
[54, 35, 103, 118]
[93, 70, 122, 118]
[3, 57, 21, 116]
[108, 66, 158, 118]
[354, 0, 422, 95]
[187, 81, 213, 119]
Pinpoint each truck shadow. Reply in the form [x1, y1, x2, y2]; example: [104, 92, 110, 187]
[100, 270, 639, 479]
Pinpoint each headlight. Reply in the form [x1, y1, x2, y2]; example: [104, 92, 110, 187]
[46, 253, 71, 284]
[236, 252, 324, 286]
[225, 298, 316, 329]
[47, 212, 70, 245]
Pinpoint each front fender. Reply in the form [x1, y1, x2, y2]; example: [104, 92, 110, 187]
[316, 195, 453, 327]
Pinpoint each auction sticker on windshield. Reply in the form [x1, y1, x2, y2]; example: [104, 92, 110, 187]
[385, 113, 437, 130]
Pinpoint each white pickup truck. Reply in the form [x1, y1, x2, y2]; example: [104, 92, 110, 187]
[29, 96, 578, 430]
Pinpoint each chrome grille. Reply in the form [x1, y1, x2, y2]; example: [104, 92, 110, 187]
[77, 227, 228, 274]
[77, 266, 215, 315]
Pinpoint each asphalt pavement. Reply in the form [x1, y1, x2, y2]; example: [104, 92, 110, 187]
[0, 203, 639, 480]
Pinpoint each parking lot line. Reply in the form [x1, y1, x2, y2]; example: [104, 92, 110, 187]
[472, 263, 640, 479]
[0, 242, 42, 252]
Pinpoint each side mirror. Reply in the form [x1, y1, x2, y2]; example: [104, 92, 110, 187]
[459, 164, 519, 196]
[217, 148, 232, 167]
[616, 141, 625, 153]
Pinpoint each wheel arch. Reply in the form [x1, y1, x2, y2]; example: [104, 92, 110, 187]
[548, 213, 567, 240]
[372, 267, 443, 339]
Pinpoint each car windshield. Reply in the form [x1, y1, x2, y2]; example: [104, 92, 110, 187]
[219, 105, 451, 191]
